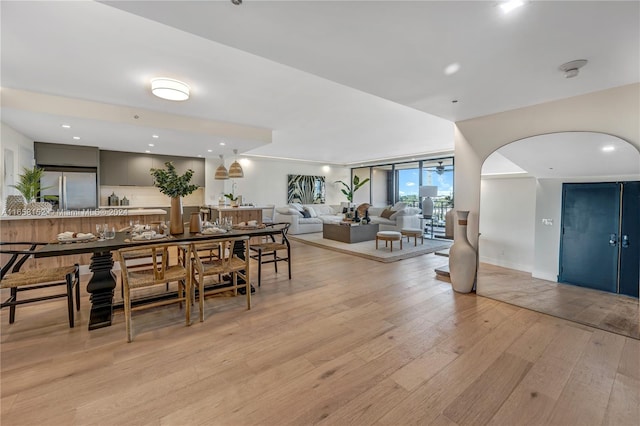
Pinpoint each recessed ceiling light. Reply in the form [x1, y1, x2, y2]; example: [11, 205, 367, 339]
[219, 142, 226, 146]
[499, 0, 525, 14]
[152, 134, 159, 139]
[73, 136, 80, 140]
[602, 146, 615, 152]
[207, 149, 213, 152]
[444, 62, 461, 76]
[148, 143, 154, 147]
[197, 154, 202, 157]
[150, 78, 190, 101]
[145, 150, 151, 153]
[61, 124, 71, 129]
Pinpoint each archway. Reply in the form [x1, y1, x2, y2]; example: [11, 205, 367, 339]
[476, 132, 639, 338]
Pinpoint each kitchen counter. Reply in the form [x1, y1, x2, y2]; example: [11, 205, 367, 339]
[1, 209, 167, 271]
[205, 205, 264, 224]
[1, 208, 167, 220]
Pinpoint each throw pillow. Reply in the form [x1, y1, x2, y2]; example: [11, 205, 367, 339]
[305, 206, 318, 218]
[356, 203, 370, 217]
[392, 202, 407, 211]
[289, 203, 304, 212]
[283, 207, 303, 216]
[380, 208, 394, 219]
[301, 209, 311, 218]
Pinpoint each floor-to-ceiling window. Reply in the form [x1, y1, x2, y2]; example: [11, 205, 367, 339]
[396, 161, 420, 208]
[348, 156, 454, 236]
[421, 158, 454, 227]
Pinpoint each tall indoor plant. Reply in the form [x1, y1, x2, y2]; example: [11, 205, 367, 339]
[9, 166, 53, 215]
[150, 162, 199, 234]
[335, 175, 370, 203]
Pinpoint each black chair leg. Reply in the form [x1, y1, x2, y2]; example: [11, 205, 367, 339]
[9, 287, 17, 324]
[258, 250, 262, 287]
[75, 267, 81, 311]
[66, 272, 75, 328]
[287, 246, 292, 279]
[273, 251, 278, 274]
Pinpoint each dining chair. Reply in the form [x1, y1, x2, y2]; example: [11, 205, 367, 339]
[261, 204, 276, 224]
[249, 223, 291, 287]
[191, 236, 251, 322]
[116, 241, 192, 342]
[1, 242, 80, 328]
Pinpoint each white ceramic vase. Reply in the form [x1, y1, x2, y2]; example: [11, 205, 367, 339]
[448, 210, 477, 293]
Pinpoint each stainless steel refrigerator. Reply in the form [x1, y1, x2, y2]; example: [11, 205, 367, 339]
[40, 167, 98, 210]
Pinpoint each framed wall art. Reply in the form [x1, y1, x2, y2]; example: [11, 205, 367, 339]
[287, 174, 325, 204]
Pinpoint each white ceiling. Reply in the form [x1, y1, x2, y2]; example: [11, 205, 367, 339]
[1, 1, 639, 167]
[482, 132, 640, 178]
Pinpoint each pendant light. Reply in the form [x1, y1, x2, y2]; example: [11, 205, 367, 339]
[228, 149, 244, 178]
[214, 155, 229, 180]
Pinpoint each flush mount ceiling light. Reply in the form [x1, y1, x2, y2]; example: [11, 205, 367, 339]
[228, 149, 244, 178]
[559, 59, 588, 78]
[150, 78, 190, 101]
[499, 0, 525, 14]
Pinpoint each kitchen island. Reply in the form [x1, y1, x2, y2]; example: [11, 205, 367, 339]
[1, 209, 166, 271]
[206, 205, 264, 225]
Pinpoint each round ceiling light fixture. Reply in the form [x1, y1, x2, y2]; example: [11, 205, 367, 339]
[558, 59, 588, 78]
[150, 78, 190, 101]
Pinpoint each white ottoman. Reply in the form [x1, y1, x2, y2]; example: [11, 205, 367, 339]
[376, 231, 402, 252]
[401, 228, 424, 246]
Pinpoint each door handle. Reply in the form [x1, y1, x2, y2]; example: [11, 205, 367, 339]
[609, 233, 617, 246]
[621, 235, 629, 248]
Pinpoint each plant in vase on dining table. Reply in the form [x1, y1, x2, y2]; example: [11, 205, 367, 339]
[150, 162, 199, 235]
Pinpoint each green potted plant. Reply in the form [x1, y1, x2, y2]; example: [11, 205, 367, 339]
[223, 193, 239, 207]
[150, 161, 199, 234]
[8, 166, 53, 215]
[335, 175, 370, 203]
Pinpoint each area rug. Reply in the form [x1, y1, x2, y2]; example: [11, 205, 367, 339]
[289, 233, 453, 263]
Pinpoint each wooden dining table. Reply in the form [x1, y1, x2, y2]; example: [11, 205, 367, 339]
[34, 225, 287, 330]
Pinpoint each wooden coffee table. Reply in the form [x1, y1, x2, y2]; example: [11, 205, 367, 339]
[323, 223, 379, 243]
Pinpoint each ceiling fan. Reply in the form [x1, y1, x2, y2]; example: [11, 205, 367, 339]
[436, 161, 446, 175]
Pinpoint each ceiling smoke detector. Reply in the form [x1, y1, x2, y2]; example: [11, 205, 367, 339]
[559, 59, 588, 78]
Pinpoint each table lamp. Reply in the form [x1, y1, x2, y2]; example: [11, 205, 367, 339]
[419, 185, 438, 218]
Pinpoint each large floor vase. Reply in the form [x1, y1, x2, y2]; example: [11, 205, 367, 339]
[448, 210, 477, 293]
[170, 197, 184, 235]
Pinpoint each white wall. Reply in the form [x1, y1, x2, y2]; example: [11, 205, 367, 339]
[1, 123, 34, 210]
[479, 176, 536, 272]
[204, 156, 349, 207]
[371, 168, 388, 206]
[533, 179, 563, 281]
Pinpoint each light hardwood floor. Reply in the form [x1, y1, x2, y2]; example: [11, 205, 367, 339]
[1, 240, 638, 425]
[477, 263, 640, 339]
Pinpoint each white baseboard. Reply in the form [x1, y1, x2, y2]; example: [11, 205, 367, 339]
[479, 256, 532, 273]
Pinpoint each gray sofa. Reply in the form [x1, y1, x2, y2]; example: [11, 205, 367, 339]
[274, 203, 422, 235]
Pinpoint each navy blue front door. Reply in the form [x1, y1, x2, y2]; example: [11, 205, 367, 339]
[559, 183, 620, 293]
[619, 181, 640, 297]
